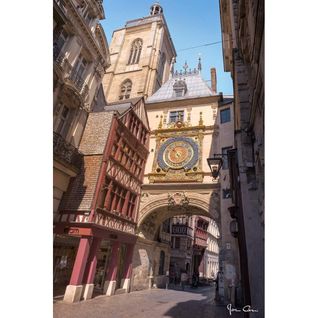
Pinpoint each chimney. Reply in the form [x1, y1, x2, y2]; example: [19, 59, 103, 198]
[210, 68, 217, 94]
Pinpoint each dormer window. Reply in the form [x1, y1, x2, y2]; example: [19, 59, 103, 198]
[173, 79, 187, 97]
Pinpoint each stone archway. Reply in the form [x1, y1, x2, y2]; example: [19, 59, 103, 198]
[130, 190, 221, 291]
[137, 191, 220, 240]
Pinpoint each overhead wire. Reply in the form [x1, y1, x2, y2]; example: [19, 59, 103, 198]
[178, 40, 223, 52]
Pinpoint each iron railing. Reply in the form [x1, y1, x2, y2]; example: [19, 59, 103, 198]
[172, 224, 193, 236]
[69, 70, 85, 92]
[54, 0, 67, 14]
[53, 132, 83, 169]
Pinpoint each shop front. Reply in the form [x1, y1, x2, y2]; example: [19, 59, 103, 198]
[53, 222, 137, 302]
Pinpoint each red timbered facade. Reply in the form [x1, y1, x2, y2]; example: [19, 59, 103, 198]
[53, 97, 150, 302]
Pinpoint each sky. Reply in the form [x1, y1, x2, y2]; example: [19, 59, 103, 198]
[100, 0, 233, 95]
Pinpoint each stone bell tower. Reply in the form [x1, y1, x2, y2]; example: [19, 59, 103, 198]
[103, 3, 177, 103]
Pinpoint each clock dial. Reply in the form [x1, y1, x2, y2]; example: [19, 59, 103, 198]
[157, 137, 199, 171]
[167, 145, 189, 164]
[164, 142, 194, 169]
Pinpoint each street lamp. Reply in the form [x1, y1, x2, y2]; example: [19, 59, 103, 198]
[207, 155, 224, 179]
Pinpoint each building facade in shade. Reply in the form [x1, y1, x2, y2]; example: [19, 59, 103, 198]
[216, 97, 241, 304]
[219, 0, 264, 314]
[102, 3, 176, 103]
[169, 215, 194, 282]
[54, 97, 150, 302]
[161, 215, 220, 284]
[53, 0, 110, 218]
[201, 219, 220, 279]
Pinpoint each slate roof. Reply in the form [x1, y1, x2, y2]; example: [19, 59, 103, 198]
[104, 97, 143, 115]
[103, 103, 131, 114]
[147, 71, 215, 103]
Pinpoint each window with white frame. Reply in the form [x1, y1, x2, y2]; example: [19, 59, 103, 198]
[72, 55, 88, 83]
[169, 110, 184, 122]
[54, 103, 72, 138]
[53, 29, 68, 59]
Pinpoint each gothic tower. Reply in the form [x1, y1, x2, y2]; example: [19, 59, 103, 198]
[103, 3, 176, 103]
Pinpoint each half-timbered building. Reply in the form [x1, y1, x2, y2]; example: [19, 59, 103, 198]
[54, 97, 150, 302]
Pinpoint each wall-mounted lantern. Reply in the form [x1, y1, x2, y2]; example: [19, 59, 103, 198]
[207, 156, 223, 179]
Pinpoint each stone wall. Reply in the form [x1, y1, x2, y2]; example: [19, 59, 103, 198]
[131, 237, 171, 291]
[103, 17, 175, 103]
[219, 0, 264, 313]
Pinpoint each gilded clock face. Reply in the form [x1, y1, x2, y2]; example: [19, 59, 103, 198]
[157, 137, 199, 171]
[164, 141, 194, 169]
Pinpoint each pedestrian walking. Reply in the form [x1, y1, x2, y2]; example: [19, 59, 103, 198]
[180, 271, 188, 291]
[192, 272, 199, 288]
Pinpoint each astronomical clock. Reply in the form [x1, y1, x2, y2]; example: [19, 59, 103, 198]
[149, 116, 204, 183]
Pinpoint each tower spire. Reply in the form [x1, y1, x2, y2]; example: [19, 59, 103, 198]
[198, 56, 202, 73]
[169, 57, 176, 79]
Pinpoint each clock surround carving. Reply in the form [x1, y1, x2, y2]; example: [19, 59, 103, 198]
[149, 124, 204, 183]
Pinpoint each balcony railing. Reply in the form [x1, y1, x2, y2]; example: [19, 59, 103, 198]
[194, 237, 208, 248]
[195, 228, 208, 241]
[69, 70, 85, 92]
[54, 53, 72, 76]
[55, 208, 137, 235]
[53, 132, 83, 169]
[68, 71, 89, 100]
[172, 224, 193, 237]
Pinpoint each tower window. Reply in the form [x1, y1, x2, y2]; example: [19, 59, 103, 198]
[128, 39, 143, 65]
[119, 80, 132, 100]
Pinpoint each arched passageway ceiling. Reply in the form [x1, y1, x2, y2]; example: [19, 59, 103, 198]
[137, 191, 220, 241]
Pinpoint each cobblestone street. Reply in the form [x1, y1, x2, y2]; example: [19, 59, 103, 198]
[54, 285, 241, 318]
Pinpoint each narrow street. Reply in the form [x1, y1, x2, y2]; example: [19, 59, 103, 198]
[54, 285, 240, 318]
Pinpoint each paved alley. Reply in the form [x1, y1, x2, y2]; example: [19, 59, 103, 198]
[54, 285, 242, 318]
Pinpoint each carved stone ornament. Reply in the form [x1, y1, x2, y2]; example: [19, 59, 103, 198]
[167, 192, 189, 211]
[95, 63, 104, 77]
